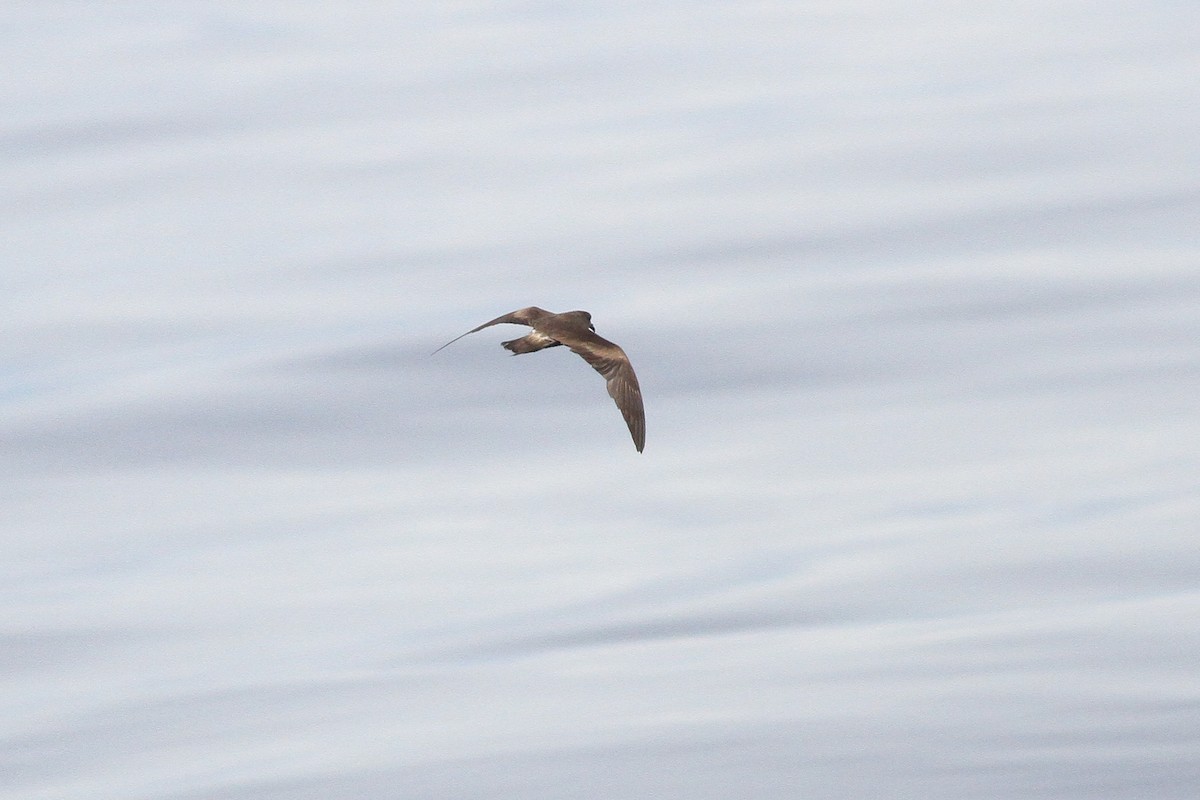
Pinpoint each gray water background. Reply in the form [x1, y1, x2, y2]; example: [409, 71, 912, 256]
[3, 3, 1199, 798]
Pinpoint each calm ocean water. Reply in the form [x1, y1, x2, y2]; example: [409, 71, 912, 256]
[3, 3, 1199, 798]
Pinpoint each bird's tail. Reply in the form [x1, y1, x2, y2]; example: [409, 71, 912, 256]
[502, 334, 560, 355]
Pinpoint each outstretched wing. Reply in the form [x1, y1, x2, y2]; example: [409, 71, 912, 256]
[431, 306, 547, 354]
[558, 330, 646, 453]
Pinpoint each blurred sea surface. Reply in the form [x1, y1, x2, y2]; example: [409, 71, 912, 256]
[2, 3, 1199, 798]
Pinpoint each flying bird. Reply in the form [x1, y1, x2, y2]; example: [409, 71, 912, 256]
[433, 306, 645, 452]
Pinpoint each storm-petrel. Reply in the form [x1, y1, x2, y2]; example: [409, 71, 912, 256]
[434, 307, 645, 452]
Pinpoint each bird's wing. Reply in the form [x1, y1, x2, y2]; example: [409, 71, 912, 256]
[557, 330, 646, 453]
[431, 307, 547, 354]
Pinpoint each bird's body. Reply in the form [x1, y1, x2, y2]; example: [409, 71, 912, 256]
[434, 307, 645, 452]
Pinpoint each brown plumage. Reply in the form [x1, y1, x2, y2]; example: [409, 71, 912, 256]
[433, 307, 646, 452]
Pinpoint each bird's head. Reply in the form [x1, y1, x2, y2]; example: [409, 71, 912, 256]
[567, 310, 594, 331]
